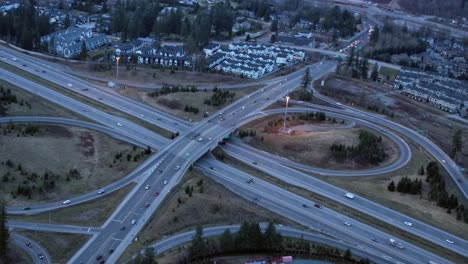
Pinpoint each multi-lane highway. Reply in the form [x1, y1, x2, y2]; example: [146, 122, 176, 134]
[196, 158, 451, 264]
[2, 45, 466, 263]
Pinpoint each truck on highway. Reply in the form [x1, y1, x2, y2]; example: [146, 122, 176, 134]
[344, 192, 355, 199]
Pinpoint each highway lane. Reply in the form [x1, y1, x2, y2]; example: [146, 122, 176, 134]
[9, 221, 100, 235]
[69, 61, 337, 264]
[138, 223, 390, 264]
[0, 47, 191, 133]
[11, 232, 51, 264]
[305, 90, 468, 199]
[196, 158, 451, 264]
[0, 116, 146, 148]
[0, 68, 168, 149]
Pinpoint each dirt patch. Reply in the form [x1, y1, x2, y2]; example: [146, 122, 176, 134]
[0, 125, 147, 206]
[240, 114, 398, 170]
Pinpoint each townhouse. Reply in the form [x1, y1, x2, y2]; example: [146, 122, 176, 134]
[40, 26, 110, 58]
[113, 43, 191, 67]
[395, 67, 468, 114]
[204, 42, 305, 79]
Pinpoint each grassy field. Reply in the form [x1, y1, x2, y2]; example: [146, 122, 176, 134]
[10, 183, 135, 226]
[0, 123, 147, 206]
[16, 231, 89, 264]
[119, 86, 260, 121]
[240, 114, 399, 170]
[0, 61, 172, 138]
[214, 147, 467, 263]
[119, 169, 300, 262]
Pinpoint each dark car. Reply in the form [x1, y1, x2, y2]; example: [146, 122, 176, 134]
[38, 254, 44, 259]
[314, 203, 322, 209]
[23, 207, 31, 210]
[120, 226, 126, 231]
[26, 243, 33, 248]
[302, 204, 310, 208]
[96, 256, 102, 261]
[109, 249, 114, 254]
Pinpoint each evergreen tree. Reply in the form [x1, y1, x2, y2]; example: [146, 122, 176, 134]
[347, 46, 355, 66]
[245, 34, 251, 41]
[302, 66, 311, 88]
[219, 229, 234, 253]
[64, 13, 71, 28]
[188, 226, 207, 260]
[142, 247, 157, 264]
[369, 26, 379, 46]
[270, 20, 278, 32]
[270, 34, 277, 43]
[0, 200, 9, 260]
[370, 63, 379, 81]
[361, 58, 369, 79]
[388, 180, 395, 192]
[80, 40, 87, 60]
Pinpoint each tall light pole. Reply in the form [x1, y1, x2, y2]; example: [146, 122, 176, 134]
[116, 56, 120, 81]
[283, 95, 290, 130]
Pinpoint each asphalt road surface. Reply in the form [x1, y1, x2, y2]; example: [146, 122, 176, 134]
[11, 232, 52, 264]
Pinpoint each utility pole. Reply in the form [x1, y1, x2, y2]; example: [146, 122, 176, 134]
[283, 96, 290, 130]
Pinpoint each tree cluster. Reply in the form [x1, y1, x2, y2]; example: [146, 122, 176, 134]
[0, 0, 51, 50]
[0, 200, 9, 261]
[336, 46, 369, 79]
[1, 123, 40, 137]
[451, 129, 463, 159]
[393, 176, 422, 195]
[148, 85, 199, 97]
[238, 129, 256, 138]
[186, 222, 283, 263]
[425, 162, 461, 215]
[204, 88, 235, 107]
[330, 130, 386, 165]
[184, 105, 199, 114]
[364, 23, 426, 62]
[289, 5, 360, 38]
[297, 112, 326, 121]
[398, 0, 468, 18]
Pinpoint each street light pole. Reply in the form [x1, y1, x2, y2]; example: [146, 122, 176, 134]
[116, 56, 120, 81]
[283, 95, 289, 130]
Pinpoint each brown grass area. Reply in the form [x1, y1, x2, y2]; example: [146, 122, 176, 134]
[66, 63, 248, 86]
[0, 124, 146, 206]
[120, 169, 299, 262]
[119, 86, 259, 121]
[241, 114, 398, 170]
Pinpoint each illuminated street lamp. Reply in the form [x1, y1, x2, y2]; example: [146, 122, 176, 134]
[283, 95, 290, 130]
[116, 56, 120, 81]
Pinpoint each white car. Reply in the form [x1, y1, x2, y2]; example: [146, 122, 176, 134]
[241, 106, 246, 110]
[445, 239, 454, 244]
[145, 185, 150, 190]
[163, 180, 168, 185]
[117, 122, 123, 127]
[63, 200, 71, 205]
[403, 221, 413, 227]
[198, 137, 203, 142]
[98, 190, 105, 195]
[175, 165, 180, 171]
[208, 137, 213, 141]
[67, 83, 73, 88]
[343, 222, 351, 227]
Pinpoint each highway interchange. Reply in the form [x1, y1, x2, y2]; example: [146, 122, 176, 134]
[0, 41, 467, 264]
